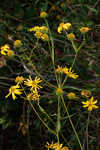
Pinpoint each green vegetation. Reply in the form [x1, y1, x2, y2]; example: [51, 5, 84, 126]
[0, 0, 100, 150]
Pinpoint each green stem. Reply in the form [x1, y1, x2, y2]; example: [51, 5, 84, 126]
[86, 112, 90, 150]
[45, 18, 59, 86]
[29, 101, 56, 136]
[56, 96, 61, 143]
[71, 40, 77, 53]
[77, 34, 85, 52]
[38, 102, 55, 126]
[61, 96, 83, 150]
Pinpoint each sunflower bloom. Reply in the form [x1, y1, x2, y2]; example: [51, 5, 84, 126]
[5, 85, 23, 100]
[82, 96, 99, 111]
[24, 76, 42, 91]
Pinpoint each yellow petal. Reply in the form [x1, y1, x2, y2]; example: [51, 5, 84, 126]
[57, 26, 62, 33]
[92, 100, 97, 104]
[12, 93, 16, 100]
[92, 105, 98, 109]
[88, 106, 92, 111]
[5, 93, 11, 98]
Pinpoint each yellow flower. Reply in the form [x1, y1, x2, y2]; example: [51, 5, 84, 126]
[34, 31, 43, 39]
[39, 26, 48, 32]
[67, 33, 75, 40]
[62, 66, 69, 74]
[67, 92, 77, 100]
[57, 22, 71, 34]
[80, 27, 90, 33]
[24, 76, 42, 91]
[29, 26, 40, 32]
[45, 142, 69, 150]
[46, 142, 63, 150]
[41, 34, 49, 41]
[63, 67, 78, 79]
[82, 96, 98, 111]
[60, 3, 65, 8]
[63, 22, 71, 30]
[1, 49, 8, 55]
[27, 90, 40, 101]
[7, 50, 14, 57]
[1, 44, 10, 55]
[5, 85, 23, 100]
[15, 76, 24, 84]
[40, 11, 48, 18]
[1, 44, 10, 51]
[57, 23, 64, 34]
[81, 90, 91, 97]
[56, 65, 64, 73]
[56, 15, 61, 20]
[61, 147, 69, 150]
[14, 40, 22, 47]
[57, 26, 63, 34]
[56, 87, 64, 96]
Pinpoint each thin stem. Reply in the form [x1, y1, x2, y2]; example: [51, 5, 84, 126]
[45, 19, 59, 85]
[29, 101, 56, 136]
[86, 112, 90, 150]
[28, 59, 57, 89]
[38, 102, 55, 126]
[77, 34, 85, 52]
[27, 104, 32, 150]
[56, 96, 61, 143]
[61, 96, 83, 150]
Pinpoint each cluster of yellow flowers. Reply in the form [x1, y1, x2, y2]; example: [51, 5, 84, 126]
[24, 76, 42, 101]
[29, 25, 49, 41]
[0, 40, 22, 57]
[56, 65, 78, 79]
[6, 76, 42, 101]
[57, 22, 90, 42]
[57, 22, 71, 34]
[0, 44, 14, 57]
[46, 142, 69, 150]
